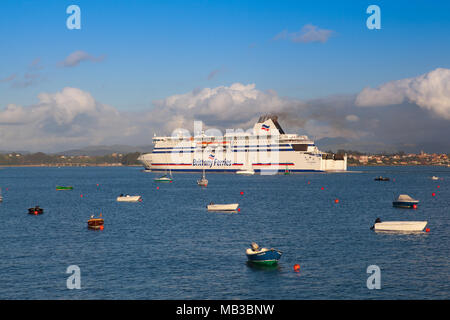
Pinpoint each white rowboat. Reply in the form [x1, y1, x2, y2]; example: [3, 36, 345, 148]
[373, 221, 427, 232]
[207, 203, 239, 212]
[116, 195, 142, 202]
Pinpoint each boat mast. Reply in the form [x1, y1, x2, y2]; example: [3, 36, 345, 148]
[202, 130, 206, 178]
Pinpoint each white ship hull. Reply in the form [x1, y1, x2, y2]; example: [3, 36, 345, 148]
[138, 115, 347, 173]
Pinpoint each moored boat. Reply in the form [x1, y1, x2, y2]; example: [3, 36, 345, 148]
[393, 194, 419, 208]
[56, 186, 73, 190]
[197, 157, 208, 186]
[88, 214, 104, 230]
[28, 206, 44, 215]
[246, 242, 282, 265]
[431, 176, 439, 180]
[116, 194, 142, 202]
[154, 175, 173, 182]
[206, 202, 239, 212]
[197, 176, 208, 187]
[236, 169, 255, 176]
[370, 218, 427, 232]
[374, 176, 390, 181]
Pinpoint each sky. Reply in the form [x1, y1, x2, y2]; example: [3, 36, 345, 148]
[0, 0, 450, 152]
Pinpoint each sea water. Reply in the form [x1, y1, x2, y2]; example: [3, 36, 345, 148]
[0, 166, 448, 299]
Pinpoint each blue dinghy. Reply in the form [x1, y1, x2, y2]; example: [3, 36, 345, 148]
[246, 242, 282, 265]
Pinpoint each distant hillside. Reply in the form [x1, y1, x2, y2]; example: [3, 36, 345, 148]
[55, 145, 153, 156]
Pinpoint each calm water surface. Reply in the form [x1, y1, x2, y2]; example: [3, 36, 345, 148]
[0, 166, 448, 299]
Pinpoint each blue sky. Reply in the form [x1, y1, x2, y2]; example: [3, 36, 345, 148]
[0, 0, 450, 152]
[1, 0, 450, 110]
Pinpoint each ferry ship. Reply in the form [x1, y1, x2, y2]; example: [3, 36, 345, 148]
[138, 115, 347, 173]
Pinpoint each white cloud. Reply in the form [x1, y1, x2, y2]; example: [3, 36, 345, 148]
[207, 69, 221, 80]
[0, 74, 17, 83]
[58, 50, 106, 67]
[2, 79, 450, 153]
[355, 68, 450, 119]
[0, 87, 137, 151]
[273, 24, 334, 43]
[345, 114, 359, 122]
[151, 82, 306, 133]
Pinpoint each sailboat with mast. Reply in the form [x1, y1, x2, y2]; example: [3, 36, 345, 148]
[197, 168, 208, 187]
[197, 133, 209, 186]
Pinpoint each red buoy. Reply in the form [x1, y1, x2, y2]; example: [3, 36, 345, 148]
[334, 199, 339, 203]
[238, 208, 241, 212]
[432, 192, 436, 197]
[307, 181, 310, 184]
[240, 191, 244, 195]
[156, 186, 159, 190]
[425, 228, 430, 233]
[321, 187, 324, 190]
[80, 194, 83, 198]
[437, 185, 440, 188]
[413, 204, 417, 209]
[293, 264, 300, 272]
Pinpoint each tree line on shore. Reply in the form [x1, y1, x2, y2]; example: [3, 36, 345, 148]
[0, 152, 142, 166]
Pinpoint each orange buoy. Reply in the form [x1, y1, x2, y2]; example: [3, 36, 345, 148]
[425, 228, 430, 232]
[334, 199, 339, 203]
[293, 264, 300, 272]
[99, 225, 104, 230]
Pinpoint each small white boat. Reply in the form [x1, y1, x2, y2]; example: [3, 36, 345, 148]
[393, 194, 419, 208]
[207, 203, 239, 212]
[371, 218, 427, 232]
[116, 194, 142, 202]
[431, 176, 439, 180]
[236, 169, 255, 176]
[246, 243, 282, 265]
